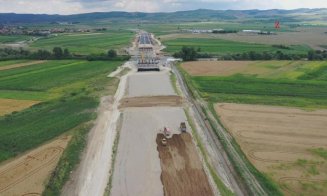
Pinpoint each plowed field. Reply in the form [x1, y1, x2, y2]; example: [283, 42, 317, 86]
[215, 103, 327, 195]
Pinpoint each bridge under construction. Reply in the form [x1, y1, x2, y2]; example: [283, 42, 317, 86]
[137, 32, 160, 71]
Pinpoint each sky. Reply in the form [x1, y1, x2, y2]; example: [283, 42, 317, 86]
[0, 0, 327, 14]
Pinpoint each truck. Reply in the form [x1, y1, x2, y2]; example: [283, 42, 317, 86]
[180, 122, 187, 132]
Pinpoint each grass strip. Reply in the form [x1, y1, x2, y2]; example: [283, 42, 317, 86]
[184, 108, 234, 196]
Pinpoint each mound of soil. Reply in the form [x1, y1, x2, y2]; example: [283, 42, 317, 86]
[156, 133, 214, 196]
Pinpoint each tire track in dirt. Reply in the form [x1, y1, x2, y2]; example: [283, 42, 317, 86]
[0, 136, 70, 195]
[247, 149, 305, 163]
[0, 147, 64, 193]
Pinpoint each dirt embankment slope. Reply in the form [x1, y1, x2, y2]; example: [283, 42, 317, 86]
[156, 133, 214, 196]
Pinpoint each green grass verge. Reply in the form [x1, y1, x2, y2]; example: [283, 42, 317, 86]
[169, 71, 181, 96]
[42, 122, 92, 196]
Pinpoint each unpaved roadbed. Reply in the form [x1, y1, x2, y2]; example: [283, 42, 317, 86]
[127, 71, 176, 97]
[156, 133, 214, 196]
[111, 107, 190, 196]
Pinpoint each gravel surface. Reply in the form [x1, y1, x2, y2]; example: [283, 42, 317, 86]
[127, 71, 176, 97]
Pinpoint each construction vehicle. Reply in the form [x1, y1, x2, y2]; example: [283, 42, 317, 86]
[180, 122, 187, 132]
[163, 127, 171, 137]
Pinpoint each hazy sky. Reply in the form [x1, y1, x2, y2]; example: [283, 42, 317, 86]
[0, 0, 327, 14]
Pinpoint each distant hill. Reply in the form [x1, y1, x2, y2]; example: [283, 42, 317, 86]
[0, 8, 327, 24]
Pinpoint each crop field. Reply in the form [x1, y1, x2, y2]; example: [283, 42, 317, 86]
[0, 98, 39, 116]
[0, 35, 31, 43]
[0, 60, 122, 162]
[215, 103, 327, 196]
[163, 38, 310, 55]
[182, 61, 327, 79]
[181, 61, 327, 108]
[30, 31, 134, 54]
[0, 60, 31, 67]
[0, 60, 46, 71]
[160, 27, 327, 50]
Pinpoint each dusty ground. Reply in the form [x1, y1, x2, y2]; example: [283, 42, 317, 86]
[126, 71, 176, 97]
[215, 103, 327, 195]
[0, 98, 40, 116]
[111, 107, 190, 196]
[119, 95, 184, 108]
[181, 61, 253, 76]
[156, 133, 214, 196]
[160, 27, 327, 50]
[0, 136, 70, 196]
[0, 60, 46, 71]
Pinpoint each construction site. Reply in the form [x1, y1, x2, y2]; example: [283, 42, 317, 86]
[109, 32, 223, 196]
[136, 32, 160, 71]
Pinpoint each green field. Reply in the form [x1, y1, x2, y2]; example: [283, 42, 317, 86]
[181, 60, 327, 109]
[0, 60, 122, 162]
[30, 30, 134, 54]
[0, 35, 32, 43]
[164, 38, 310, 55]
[0, 60, 32, 67]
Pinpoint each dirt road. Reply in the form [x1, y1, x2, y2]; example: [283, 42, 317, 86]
[62, 62, 130, 196]
[111, 32, 218, 196]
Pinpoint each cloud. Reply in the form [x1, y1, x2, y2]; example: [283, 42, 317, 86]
[0, 0, 326, 14]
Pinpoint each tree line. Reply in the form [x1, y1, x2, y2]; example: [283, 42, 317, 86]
[0, 47, 129, 61]
[173, 46, 327, 61]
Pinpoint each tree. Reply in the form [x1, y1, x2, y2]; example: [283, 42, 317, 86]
[53, 47, 63, 59]
[107, 49, 117, 58]
[34, 49, 52, 60]
[175, 46, 198, 61]
[63, 48, 71, 58]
